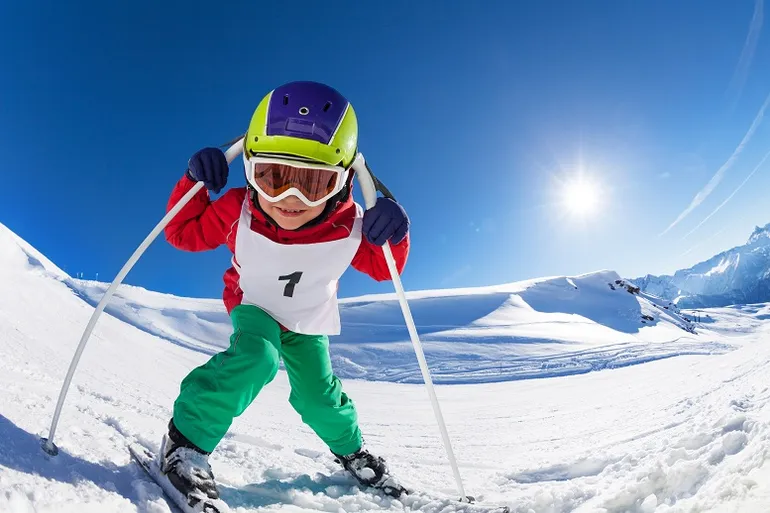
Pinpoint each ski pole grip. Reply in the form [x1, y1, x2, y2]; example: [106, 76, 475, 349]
[223, 138, 245, 165]
[352, 153, 378, 210]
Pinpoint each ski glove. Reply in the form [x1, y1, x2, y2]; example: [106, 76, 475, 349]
[186, 147, 229, 194]
[362, 197, 409, 246]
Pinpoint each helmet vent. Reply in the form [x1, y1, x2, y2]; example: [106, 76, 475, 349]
[283, 94, 289, 105]
[323, 101, 332, 112]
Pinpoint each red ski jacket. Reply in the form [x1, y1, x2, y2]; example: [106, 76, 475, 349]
[164, 175, 409, 314]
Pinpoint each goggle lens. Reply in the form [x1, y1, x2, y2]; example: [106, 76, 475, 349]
[252, 161, 340, 203]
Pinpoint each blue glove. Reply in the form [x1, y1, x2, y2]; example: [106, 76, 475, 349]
[363, 197, 409, 246]
[186, 147, 229, 193]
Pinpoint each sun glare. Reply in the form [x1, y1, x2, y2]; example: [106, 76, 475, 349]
[562, 178, 601, 217]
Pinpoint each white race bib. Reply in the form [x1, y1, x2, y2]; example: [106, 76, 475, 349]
[233, 199, 362, 335]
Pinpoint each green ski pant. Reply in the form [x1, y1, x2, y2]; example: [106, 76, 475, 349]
[172, 304, 362, 455]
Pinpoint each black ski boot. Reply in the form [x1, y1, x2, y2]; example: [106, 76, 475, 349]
[159, 420, 220, 508]
[333, 447, 408, 498]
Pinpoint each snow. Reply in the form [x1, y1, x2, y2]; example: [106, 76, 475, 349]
[636, 222, 770, 308]
[704, 257, 734, 277]
[69, 271, 713, 384]
[68, 278, 231, 354]
[1, 221, 770, 512]
[0, 221, 67, 279]
[331, 273, 718, 384]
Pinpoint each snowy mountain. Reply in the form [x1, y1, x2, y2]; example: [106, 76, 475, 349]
[2, 220, 770, 512]
[635, 223, 770, 308]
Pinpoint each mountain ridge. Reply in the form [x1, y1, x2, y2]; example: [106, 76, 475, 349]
[635, 222, 770, 308]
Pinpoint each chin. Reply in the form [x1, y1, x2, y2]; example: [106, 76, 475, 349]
[276, 219, 306, 230]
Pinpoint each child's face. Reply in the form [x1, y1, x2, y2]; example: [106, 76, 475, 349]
[257, 194, 327, 230]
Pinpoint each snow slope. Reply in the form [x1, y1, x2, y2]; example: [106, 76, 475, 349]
[331, 275, 714, 384]
[68, 278, 231, 354]
[68, 268, 715, 384]
[2, 221, 770, 512]
[636, 223, 770, 308]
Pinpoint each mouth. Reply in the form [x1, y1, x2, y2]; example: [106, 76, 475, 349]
[275, 206, 307, 218]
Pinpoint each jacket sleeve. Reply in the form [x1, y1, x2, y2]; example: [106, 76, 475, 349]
[163, 175, 240, 252]
[351, 233, 410, 281]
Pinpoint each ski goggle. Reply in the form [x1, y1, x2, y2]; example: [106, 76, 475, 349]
[244, 155, 350, 207]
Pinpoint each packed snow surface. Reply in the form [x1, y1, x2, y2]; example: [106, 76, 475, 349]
[1, 221, 770, 512]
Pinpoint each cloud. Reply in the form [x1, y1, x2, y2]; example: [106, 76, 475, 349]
[659, 89, 770, 236]
[727, 0, 764, 108]
[682, 147, 770, 240]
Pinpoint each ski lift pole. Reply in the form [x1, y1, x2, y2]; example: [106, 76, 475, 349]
[41, 139, 245, 456]
[352, 154, 470, 502]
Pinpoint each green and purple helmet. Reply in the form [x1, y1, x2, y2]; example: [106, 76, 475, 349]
[244, 81, 358, 167]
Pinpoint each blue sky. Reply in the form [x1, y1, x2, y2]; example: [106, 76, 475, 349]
[2, 1, 770, 300]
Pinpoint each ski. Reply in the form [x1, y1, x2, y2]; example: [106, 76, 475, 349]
[326, 454, 511, 512]
[131, 442, 508, 513]
[388, 489, 510, 513]
[128, 443, 230, 513]
[346, 474, 510, 513]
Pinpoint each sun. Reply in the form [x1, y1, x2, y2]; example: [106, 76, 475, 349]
[561, 177, 601, 217]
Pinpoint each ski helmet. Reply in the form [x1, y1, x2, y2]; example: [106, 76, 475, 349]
[244, 81, 358, 167]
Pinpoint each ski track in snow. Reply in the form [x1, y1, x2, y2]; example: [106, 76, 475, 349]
[1, 222, 770, 512]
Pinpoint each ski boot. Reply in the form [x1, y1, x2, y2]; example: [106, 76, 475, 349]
[159, 420, 221, 509]
[333, 447, 408, 498]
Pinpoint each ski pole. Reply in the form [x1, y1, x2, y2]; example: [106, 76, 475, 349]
[351, 154, 470, 502]
[41, 139, 245, 456]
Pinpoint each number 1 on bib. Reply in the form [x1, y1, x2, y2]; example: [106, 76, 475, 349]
[278, 271, 303, 297]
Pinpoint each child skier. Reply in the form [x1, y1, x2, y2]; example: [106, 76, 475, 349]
[160, 81, 410, 506]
